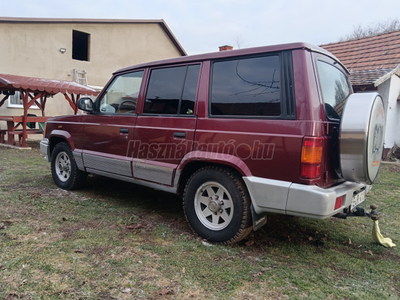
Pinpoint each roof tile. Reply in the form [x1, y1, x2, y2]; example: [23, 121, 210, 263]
[321, 30, 400, 85]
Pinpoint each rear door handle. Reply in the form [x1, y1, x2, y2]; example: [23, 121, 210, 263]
[174, 132, 186, 138]
[120, 128, 129, 134]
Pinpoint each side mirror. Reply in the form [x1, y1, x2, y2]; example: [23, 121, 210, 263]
[77, 97, 94, 112]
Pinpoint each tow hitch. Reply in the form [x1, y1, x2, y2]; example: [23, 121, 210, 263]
[334, 204, 378, 219]
[334, 204, 396, 248]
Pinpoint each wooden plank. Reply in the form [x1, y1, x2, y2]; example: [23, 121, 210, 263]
[10, 129, 42, 134]
[0, 116, 50, 122]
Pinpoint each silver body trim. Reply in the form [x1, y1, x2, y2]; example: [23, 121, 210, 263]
[132, 160, 174, 185]
[82, 153, 132, 177]
[40, 138, 50, 162]
[85, 168, 176, 194]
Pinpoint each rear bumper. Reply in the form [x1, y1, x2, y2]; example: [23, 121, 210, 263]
[243, 176, 370, 219]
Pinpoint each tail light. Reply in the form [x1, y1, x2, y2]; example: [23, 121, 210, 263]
[300, 137, 323, 179]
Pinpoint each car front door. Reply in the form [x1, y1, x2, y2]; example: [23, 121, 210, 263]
[81, 70, 144, 177]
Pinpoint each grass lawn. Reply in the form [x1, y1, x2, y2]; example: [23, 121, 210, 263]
[0, 141, 399, 299]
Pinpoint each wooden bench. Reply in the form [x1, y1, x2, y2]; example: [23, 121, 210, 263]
[9, 129, 42, 145]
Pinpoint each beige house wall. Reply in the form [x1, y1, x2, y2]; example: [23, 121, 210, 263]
[0, 19, 185, 119]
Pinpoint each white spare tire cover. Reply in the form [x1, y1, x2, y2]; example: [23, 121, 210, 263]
[340, 92, 385, 184]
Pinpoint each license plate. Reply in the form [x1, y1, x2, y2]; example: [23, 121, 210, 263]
[350, 190, 366, 211]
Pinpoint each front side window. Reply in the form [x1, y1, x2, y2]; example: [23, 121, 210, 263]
[99, 71, 144, 114]
[144, 65, 200, 115]
[317, 60, 351, 119]
[210, 55, 281, 116]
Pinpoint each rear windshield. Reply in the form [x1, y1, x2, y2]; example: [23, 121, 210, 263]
[317, 60, 351, 120]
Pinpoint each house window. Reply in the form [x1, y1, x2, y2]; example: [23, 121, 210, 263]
[72, 30, 90, 61]
[7, 91, 39, 109]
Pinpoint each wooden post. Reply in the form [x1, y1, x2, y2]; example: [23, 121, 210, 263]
[39, 93, 48, 116]
[20, 92, 43, 147]
[21, 90, 29, 147]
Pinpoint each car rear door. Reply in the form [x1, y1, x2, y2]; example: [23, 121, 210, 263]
[195, 51, 299, 213]
[132, 64, 201, 186]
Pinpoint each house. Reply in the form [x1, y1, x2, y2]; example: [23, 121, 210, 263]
[0, 17, 186, 119]
[321, 31, 400, 157]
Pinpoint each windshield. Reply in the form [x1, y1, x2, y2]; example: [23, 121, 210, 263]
[317, 60, 351, 120]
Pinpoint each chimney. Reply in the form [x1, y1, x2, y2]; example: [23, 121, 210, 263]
[219, 45, 233, 51]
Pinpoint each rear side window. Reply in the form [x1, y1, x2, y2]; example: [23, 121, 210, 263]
[317, 60, 351, 119]
[144, 65, 200, 115]
[210, 55, 281, 116]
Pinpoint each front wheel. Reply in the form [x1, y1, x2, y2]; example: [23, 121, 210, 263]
[183, 166, 252, 244]
[51, 142, 87, 190]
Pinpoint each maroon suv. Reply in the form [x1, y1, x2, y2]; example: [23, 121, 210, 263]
[41, 42, 385, 244]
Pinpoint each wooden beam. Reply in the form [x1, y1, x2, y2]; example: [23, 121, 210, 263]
[27, 92, 43, 109]
[38, 93, 48, 116]
[64, 93, 76, 113]
[64, 93, 81, 114]
[0, 94, 9, 107]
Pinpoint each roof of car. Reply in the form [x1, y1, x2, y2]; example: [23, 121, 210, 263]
[115, 42, 338, 74]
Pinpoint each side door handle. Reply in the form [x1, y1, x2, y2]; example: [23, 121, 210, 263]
[120, 128, 129, 134]
[174, 132, 186, 138]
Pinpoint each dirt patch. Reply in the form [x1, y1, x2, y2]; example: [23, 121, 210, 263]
[390, 165, 400, 172]
[59, 219, 105, 239]
[240, 214, 330, 249]
[25, 140, 41, 149]
[2, 293, 26, 300]
[97, 291, 117, 300]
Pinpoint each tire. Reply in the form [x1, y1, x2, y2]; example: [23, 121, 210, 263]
[183, 166, 253, 244]
[340, 92, 385, 184]
[51, 142, 87, 190]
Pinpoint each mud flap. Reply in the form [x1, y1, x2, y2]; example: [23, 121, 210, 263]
[251, 204, 267, 231]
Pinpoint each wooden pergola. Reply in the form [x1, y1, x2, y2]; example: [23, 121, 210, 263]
[0, 73, 99, 147]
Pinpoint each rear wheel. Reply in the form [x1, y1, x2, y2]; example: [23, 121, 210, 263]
[183, 166, 252, 244]
[340, 92, 385, 184]
[51, 142, 87, 190]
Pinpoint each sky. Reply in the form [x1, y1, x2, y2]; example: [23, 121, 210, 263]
[2, 0, 400, 55]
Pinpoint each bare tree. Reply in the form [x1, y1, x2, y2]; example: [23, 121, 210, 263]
[234, 35, 250, 49]
[339, 19, 400, 41]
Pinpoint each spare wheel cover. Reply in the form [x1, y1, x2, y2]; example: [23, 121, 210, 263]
[340, 92, 385, 184]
